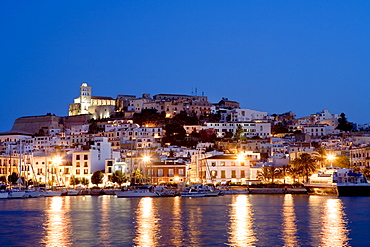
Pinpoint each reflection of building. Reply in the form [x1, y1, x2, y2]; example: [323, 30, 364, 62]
[69, 83, 115, 119]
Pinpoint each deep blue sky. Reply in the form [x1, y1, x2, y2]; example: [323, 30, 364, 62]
[1, 1, 369, 132]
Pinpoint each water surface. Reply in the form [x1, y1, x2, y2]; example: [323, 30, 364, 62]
[0, 194, 369, 246]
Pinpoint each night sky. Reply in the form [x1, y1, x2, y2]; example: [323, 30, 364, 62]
[1, 1, 369, 132]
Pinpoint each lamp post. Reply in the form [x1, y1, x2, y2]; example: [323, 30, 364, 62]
[51, 156, 63, 186]
[142, 155, 151, 184]
[326, 154, 336, 167]
[237, 153, 245, 184]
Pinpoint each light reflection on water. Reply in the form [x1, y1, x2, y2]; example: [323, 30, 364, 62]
[42, 196, 72, 247]
[282, 194, 298, 246]
[98, 195, 111, 243]
[228, 194, 257, 246]
[320, 198, 349, 246]
[187, 199, 203, 245]
[0, 195, 366, 246]
[170, 196, 184, 246]
[133, 197, 160, 246]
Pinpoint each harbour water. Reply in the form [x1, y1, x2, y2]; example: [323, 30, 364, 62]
[0, 194, 369, 246]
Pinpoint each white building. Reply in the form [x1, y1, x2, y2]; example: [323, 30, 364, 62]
[230, 108, 268, 122]
[71, 137, 120, 181]
[202, 152, 260, 184]
[202, 122, 271, 138]
[302, 124, 335, 137]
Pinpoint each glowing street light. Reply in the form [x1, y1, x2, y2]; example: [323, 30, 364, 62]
[326, 154, 336, 167]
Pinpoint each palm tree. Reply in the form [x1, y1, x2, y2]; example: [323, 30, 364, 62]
[291, 153, 317, 182]
[293, 153, 316, 182]
[257, 165, 280, 183]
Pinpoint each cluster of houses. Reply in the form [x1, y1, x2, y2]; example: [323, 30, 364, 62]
[0, 83, 369, 187]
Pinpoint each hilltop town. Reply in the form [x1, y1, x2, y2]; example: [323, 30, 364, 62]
[1, 82, 369, 187]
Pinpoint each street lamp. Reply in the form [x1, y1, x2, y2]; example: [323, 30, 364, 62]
[142, 155, 151, 184]
[326, 154, 336, 167]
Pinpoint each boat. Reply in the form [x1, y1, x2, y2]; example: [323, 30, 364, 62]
[217, 186, 249, 195]
[39, 189, 63, 197]
[8, 189, 26, 199]
[0, 191, 9, 199]
[23, 189, 41, 198]
[304, 167, 370, 196]
[115, 185, 159, 198]
[65, 189, 79, 196]
[180, 184, 220, 197]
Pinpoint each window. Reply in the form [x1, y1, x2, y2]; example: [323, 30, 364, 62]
[76, 155, 80, 160]
[241, 170, 245, 178]
[211, 162, 216, 167]
[220, 162, 225, 166]
[169, 169, 174, 177]
[211, 170, 217, 178]
[76, 169, 80, 175]
[76, 162, 80, 167]
[158, 169, 163, 177]
[231, 162, 235, 166]
[84, 155, 88, 160]
[231, 170, 236, 178]
[84, 169, 88, 174]
[179, 169, 184, 176]
[221, 170, 226, 178]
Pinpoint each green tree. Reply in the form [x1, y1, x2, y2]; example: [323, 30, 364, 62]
[111, 170, 126, 187]
[233, 125, 244, 141]
[91, 171, 104, 186]
[257, 166, 280, 183]
[81, 177, 90, 187]
[291, 153, 317, 182]
[336, 113, 353, 132]
[333, 155, 351, 168]
[271, 122, 289, 134]
[131, 169, 143, 184]
[70, 175, 81, 187]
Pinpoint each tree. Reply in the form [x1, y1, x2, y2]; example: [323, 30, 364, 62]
[271, 122, 289, 135]
[81, 177, 90, 187]
[0, 176, 7, 184]
[111, 170, 126, 187]
[91, 170, 104, 186]
[70, 176, 81, 187]
[8, 172, 19, 185]
[162, 122, 186, 146]
[291, 153, 317, 182]
[257, 166, 280, 183]
[336, 113, 353, 132]
[234, 125, 244, 141]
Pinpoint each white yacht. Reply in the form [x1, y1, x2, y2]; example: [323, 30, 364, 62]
[305, 167, 370, 196]
[115, 185, 159, 198]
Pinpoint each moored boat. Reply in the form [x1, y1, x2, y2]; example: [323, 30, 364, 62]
[8, 189, 26, 199]
[23, 189, 41, 198]
[115, 185, 159, 198]
[180, 184, 220, 197]
[40, 189, 63, 197]
[304, 167, 370, 196]
[0, 191, 9, 199]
